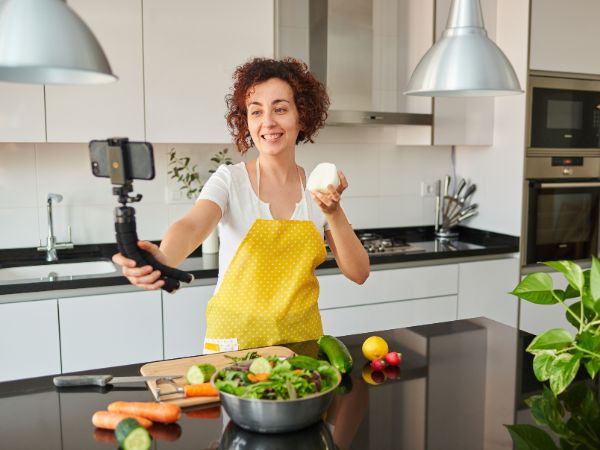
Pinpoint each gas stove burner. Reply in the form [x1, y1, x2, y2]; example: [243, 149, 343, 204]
[357, 233, 426, 255]
[358, 232, 382, 242]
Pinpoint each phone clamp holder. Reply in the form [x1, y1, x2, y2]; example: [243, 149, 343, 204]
[107, 137, 194, 293]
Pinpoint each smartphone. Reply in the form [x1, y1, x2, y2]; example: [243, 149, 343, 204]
[89, 139, 155, 180]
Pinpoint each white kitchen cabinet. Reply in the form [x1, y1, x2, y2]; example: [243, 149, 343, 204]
[530, 0, 600, 75]
[44, 0, 145, 142]
[0, 83, 46, 142]
[318, 265, 458, 310]
[457, 256, 520, 327]
[519, 271, 573, 336]
[143, 0, 274, 143]
[59, 290, 163, 373]
[318, 265, 458, 336]
[163, 284, 215, 359]
[432, 0, 496, 146]
[320, 295, 457, 337]
[0, 300, 61, 382]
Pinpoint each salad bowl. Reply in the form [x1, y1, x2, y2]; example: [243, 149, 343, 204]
[210, 356, 341, 433]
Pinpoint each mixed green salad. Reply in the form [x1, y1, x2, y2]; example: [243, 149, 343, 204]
[213, 354, 340, 400]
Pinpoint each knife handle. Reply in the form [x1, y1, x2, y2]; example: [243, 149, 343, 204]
[53, 374, 113, 387]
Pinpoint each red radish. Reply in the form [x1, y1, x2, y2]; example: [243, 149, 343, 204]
[384, 366, 401, 380]
[370, 359, 386, 371]
[384, 352, 402, 367]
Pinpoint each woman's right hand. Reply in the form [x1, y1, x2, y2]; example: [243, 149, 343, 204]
[111, 241, 167, 290]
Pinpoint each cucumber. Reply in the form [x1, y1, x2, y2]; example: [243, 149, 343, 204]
[249, 357, 272, 374]
[317, 335, 353, 374]
[115, 418, 151, 450]
[186, 363, 216, 384]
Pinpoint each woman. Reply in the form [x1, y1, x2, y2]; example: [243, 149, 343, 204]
[113, 57, 369, 353]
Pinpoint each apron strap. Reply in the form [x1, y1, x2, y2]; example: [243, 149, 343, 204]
[256, 158, 309, 220]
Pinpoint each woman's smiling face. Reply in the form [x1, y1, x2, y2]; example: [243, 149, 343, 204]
[246, 77, 301, 157]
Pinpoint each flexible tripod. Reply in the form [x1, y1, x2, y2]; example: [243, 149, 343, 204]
[108, 139, 193, 293]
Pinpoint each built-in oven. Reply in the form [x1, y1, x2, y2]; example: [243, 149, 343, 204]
[522, 155, 600, 267]
[528, 73, 600, 151]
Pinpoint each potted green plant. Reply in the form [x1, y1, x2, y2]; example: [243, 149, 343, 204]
[167, 147, 233, 253]
[167, 147, 233, 200]
[506, 381, 600, 450]
[509, 257, 600, 396]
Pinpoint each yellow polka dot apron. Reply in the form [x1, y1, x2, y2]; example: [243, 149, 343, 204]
[203, 159, 327, 353]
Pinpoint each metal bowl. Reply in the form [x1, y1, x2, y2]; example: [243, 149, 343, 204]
[211, 364, 341, 434]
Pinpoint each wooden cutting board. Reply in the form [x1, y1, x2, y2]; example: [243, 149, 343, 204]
[140, 346, 295, 408]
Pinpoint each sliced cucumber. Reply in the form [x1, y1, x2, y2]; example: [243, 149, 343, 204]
[115, 418, 151, 450]
[186, 363, 216, 384]
[249, 357, 272, 374]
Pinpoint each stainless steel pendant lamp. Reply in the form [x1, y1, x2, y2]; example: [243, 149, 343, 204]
[0, 0, 117, 84]
[404, 0, 521, 96]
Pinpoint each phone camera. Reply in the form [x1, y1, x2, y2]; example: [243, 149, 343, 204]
[91, 161, 99, 175]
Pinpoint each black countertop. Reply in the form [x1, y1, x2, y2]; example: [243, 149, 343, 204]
[0, 226, 518, 296]
[1, 318, 588, 450]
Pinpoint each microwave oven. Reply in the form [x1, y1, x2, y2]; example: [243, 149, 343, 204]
[527, 73, 600, 152]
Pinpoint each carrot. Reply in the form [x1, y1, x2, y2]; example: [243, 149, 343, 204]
[148, 423, 182, 442]
[108, 401, 181, 424]
[92, 410, 152, 430]
[293, 369, 303, 374]
[183, 382, 219, 397]
[185, 405, 221, 419]
[247, 373, 270, 383]
[92, 428, 117, 444]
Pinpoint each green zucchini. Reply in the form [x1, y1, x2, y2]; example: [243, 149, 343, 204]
[317, 335, 353, 374]
[115, 418, 151, 450]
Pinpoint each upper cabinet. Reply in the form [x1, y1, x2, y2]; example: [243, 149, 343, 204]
[45, 0, 145, 142]
[0, 83, 45, 142]
[143, 0, 274, 143]
[432, 0, 496, 146]
[530, 0, 600, 75]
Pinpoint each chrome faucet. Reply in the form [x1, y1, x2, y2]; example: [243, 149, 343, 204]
[37, 193, 74, 261]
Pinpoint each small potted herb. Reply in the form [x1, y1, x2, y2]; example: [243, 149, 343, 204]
[509, 257, 600, 396]
[167, 147, 233, 253]
[167, 147, 233, 200]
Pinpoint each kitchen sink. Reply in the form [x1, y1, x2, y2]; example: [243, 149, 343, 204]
[0, 260, 117, 282]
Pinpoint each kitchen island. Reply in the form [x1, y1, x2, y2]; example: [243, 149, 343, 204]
[0, 318, 579, 450]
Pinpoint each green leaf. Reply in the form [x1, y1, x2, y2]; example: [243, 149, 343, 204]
[583, 357, 600, 379]
[549, 352, 581, 396]
[564, 283, 581, 299]
[504, 424, 559, 450]
[527, 328, 573, 352]
[525, 387, 566, 434]
[533, 351, 556, 381]
[542, 260, 584, 292]
[565, 302, 591, 329]
[591, 257, 600, 302]
[576, 330, 600, 354]
[511, 273, 558, 305]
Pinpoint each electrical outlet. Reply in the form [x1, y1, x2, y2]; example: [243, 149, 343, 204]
[420, 181, 436, 197]
[165, 186, 183, 203]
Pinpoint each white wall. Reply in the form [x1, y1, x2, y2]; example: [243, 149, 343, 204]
[454, 0, 529, 237]
[0, 128, 453, 249]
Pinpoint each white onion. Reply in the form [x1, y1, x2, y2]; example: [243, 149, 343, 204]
[306, 163, 340, 193]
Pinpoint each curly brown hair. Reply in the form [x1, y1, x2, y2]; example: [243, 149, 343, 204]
[225, 57, 330, 154]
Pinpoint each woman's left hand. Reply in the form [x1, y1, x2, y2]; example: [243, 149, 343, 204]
[310, 170, 348, 215]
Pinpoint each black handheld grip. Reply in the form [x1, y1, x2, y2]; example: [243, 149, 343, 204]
[114, 206, 194, 293]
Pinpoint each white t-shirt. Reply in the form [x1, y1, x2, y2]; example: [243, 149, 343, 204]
[197, 162, 329, 291]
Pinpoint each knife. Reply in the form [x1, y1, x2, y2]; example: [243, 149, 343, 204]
[53, 374, 182, 387]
